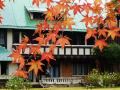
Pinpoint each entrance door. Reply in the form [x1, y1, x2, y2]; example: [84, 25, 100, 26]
[48, 65, 60, 77]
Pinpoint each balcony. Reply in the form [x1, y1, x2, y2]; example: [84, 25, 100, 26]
[0, 75, 12, 80]
[12, 44, 93, 56]
[39, 76, 86, 86]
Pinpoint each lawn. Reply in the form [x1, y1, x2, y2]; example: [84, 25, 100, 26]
[1, 87, 120, 90]
[31, 87, 120, 90]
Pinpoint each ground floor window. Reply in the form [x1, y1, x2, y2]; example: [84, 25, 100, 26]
[1, 62, 8, 75]
[73, 63, 88, 75]
[48, 65, 60, 77]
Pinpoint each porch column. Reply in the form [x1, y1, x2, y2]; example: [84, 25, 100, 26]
[33, 74, 36, 82]
[8, 63, 18, 75]
[0, 63, 1, 75]
[7, 29, 13, 51]
[19, 31, 22, 43]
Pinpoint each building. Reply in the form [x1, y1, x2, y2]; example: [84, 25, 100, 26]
[0, 0, 120, 84]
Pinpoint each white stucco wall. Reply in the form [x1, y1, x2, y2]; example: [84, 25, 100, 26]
[0, 63, 1, 75]
[8, 63, 18, 75]
[7, 30, 13, 51]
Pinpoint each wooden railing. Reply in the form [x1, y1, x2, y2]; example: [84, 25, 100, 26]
[13, 44, 94, 56]
[39, 77, 85, 85]
[0, 75, 12, 80]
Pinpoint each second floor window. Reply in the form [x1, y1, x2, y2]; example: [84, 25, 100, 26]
[29, 12, 45, 20]
[0, 30, 6, 47]
[13, 31, 20, 43]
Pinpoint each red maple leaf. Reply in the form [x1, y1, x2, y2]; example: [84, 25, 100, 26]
[16, 43, 27, 53]
[15, 35, 29, 52]
[105, 17, 117, 28]
[41, 52, 55, 64]
[62, 17, 75, 30]
[34, 34, 45, 45]
[49, 44, 56, 53]
[42, 21, 49, 30]
[106, 28, 120, 40]
[71, 4, 81, 15]
[98, 29, 107, 38]
[56, 36, 70, 48]
[81, 3, 92, 14]
[9, 50, 25, 69]
[32, 0, 41, 7]
[9, 50, 21, 62]
[34, 23, 43, 35]
[30, 45, 41, 57]
[53, 22, 62, 33]
[14, 70, 28, 78]
[46, 32, 58, 43]
[0, 0, 5, 9]
[93, 16, 104, 25]
[27, 60, 44, 75]
[94, 39, 108, 51]
[94, 0, 102, 4]
[92, 3, 102, 14]
[45, 8, 54, 20]
[19, 57, 25, 70]
[22, 35, 29, 43]
[44, 0, 53, 6]
[81, 15, 93, 27]
[85, 28, 97, 40]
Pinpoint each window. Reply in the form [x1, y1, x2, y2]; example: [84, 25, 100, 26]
[22, 30, 38, 44]
[116, 14, 120, 27]
[30, 12, 45, 20]
[13, 31, 20, 43]
[87, 37, 95, 45]
[29, 12, 64, 21]
[1, 62, 8, 75]
[0, 30, 6, 47]
[48, 65, 60, 77]
[73, 63, 88, 75]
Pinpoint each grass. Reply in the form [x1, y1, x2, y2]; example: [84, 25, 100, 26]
[1, 87, 120, 90]
[31, 87, 120, 90]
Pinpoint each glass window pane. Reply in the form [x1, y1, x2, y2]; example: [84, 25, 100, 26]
[0, 31, 5, 44]
[13, 31, 19, 43]
[73, 63, 88, 75]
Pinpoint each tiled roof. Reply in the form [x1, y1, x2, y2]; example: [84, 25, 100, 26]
[0, 46, 12, 61]
[0, 0, 86, 32]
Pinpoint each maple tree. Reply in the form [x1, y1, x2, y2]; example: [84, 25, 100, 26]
[0, 0, 120, 78]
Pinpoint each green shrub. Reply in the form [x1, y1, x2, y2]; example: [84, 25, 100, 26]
[86, 69, 100, 86]
[100, 72, 113, 87]
[111, 73, 120, 86]
[93, 43, 120, 63]
[6, 76, 32, 90]
[86, 69, 120, 87]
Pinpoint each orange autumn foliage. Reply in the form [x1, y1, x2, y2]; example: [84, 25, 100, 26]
[94, 39, 108, 51]
[0, 0, 120, 78]
[27, 60, 44, 75]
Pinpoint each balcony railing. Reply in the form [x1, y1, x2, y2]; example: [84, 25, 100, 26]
[12, 44, 94, 56]
[0, 75, 12, 80]
[39, 76, 86, 85]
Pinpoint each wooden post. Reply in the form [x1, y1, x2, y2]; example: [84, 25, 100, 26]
[19, 31, 22, 43]
[0, 63, 1, 75]
[33, 74, 36, 82]
[95, 59, 100, 71]
[7, 29, 13, 51]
